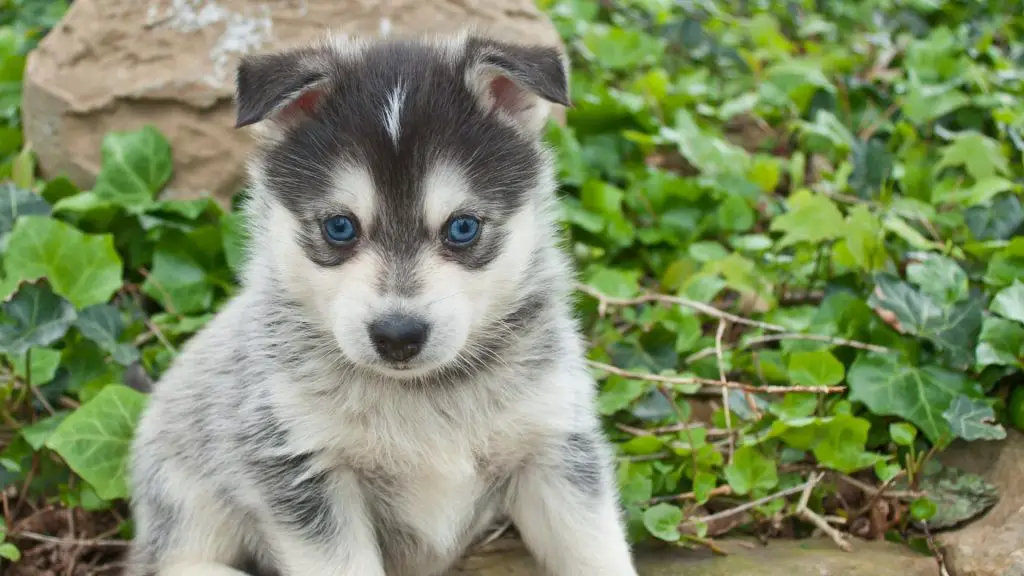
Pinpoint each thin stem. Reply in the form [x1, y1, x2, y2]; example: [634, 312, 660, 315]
[587, 360, 846, 394]
[576, 283, 787, 332]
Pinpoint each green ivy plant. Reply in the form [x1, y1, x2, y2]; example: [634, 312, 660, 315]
[1, 0, 1023, 566]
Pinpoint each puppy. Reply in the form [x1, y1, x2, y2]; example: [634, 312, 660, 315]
[125, 30, 640, 576]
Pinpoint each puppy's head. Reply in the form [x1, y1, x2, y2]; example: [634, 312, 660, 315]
[235, 32, 570, 380]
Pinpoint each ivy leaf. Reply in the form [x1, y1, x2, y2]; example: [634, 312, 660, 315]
[74, 304, 141, 366]
[596, 375, 647, 416]
[869, 274, 982, 369]
[991, 281, 1024, 325]
[581, 180, 625, 216]
[716, 196, 755, 232]
[642, 503, 683, 542]
[889, 423, 917, 447]
[45, 384, 147, 501]
[8, 346, 61, 387]
[812, 415, 887, 474]
[910, 497, 938, 521]
[764, 59, 835, 110]
[91, 126, 174, 209]
[0, 280, 76, 357]
[62, 340, 124, 396]
[847, 354, 981, 443]
[939, 177, 1018, 207]
[4, 216, 123, 309]
[20, 412, 67, 450]
[975, 317, 1024, 369]
[582, 24, 665, 71]
[935, 131, 1010, 182]
[849, 139, 894, 200]
[141, 232, 216, 315]
[40, 176, 79, 204]
[906, 254, 968, 306]
[0, 182, 49, 239]
[787, 349, 845, 387]
[943, 396, 1006, 441]
[902, 84, 969, 125]
[795, 109, 855, 153]
[584, 266, 641, 299]
[842, 204, 886, 272]
[965, 193, 1024, 241]
[0, 542, 20, 562]
[666, 109, 750, 176]
[986, 237, 1024, 288]
[724, 445, 778, 496]
[769, 189, 845, 248]
[692, 471, 716, 504]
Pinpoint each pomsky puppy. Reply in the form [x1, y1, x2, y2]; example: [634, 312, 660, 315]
[125, 29, 640, 576]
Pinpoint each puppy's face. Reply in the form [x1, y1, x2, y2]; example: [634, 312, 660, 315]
[235, 33, 570, 380]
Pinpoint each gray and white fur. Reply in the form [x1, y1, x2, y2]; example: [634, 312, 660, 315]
[126, 30, 640, 576]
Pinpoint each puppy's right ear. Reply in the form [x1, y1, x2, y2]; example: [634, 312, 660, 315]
[234, 48, 327, 134]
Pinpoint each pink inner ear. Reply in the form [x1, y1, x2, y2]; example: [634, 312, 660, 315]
[488, 75, 524, 112]
[278, 87, 324, 122]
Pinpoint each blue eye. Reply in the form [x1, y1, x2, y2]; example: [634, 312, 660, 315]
[323, 215, 358, 244]
[446, 216, 481, 246]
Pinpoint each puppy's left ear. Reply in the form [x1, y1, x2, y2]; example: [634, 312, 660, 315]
[464, 36, 571, 135]
[234, 47, 328, 140]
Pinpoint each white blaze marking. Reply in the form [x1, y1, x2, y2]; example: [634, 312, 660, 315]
[330, 164, 377, 226]
[383, 84, 407, 147]
[422, 161, 471, 230]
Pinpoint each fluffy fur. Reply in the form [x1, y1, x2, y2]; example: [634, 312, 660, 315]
[126, 30, 640, 576]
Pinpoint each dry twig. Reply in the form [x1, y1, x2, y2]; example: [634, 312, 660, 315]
[795, 472, 853, 552]
[684, 481, 812, 528]
[614, 422, 731, 437]
[11, 531, 130, 549]
[685, 332, 891, 363]
[575, 283, 787, 332]
[587, 360, 846, 394]
[854, 471, 904, 517]
[839, 474, 924, 501]
[650, 484, 733, 505]
[714, 320, 738, 463]
[921, 521, 952, 576]
[125, 285, 178, 355]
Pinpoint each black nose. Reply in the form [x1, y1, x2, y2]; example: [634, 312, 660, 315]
[368, 314, 429, 363]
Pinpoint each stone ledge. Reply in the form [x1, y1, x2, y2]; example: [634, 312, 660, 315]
[21, 0, 565, 206]
[453, 535, 938, 575]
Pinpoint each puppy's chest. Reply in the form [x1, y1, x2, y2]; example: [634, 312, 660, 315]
[333, 420, 522, 571]
[361, 459, 505, 557]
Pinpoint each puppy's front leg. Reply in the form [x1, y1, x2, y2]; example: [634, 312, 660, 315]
[257, 465, 386, 576]
[510, 427, 640, 576]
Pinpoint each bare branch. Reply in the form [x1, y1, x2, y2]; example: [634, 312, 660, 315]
[587, 360, 846, 394]
[575, 283, 787, 332]
[685, 332, 891, 364]
[12, 531, 130, 548]
[684, 481, 812, 528]
[795, 472, 853, 552]
[651, 484, 733, 505]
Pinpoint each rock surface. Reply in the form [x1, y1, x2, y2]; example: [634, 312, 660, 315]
[452, 536, 938, 575]
[938, 429, 1024, 576]
[21, 0, 563, 204]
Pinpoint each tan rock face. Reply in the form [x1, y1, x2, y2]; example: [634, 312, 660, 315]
[938, 429, 1024, 576]
[453, 537, 939, 576]
[21, 0, 564, 205]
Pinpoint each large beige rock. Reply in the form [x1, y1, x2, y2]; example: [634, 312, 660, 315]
[454, 536, 938, 575]
[21, 0, 563, 205]
[938, 429, 1024, 576]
